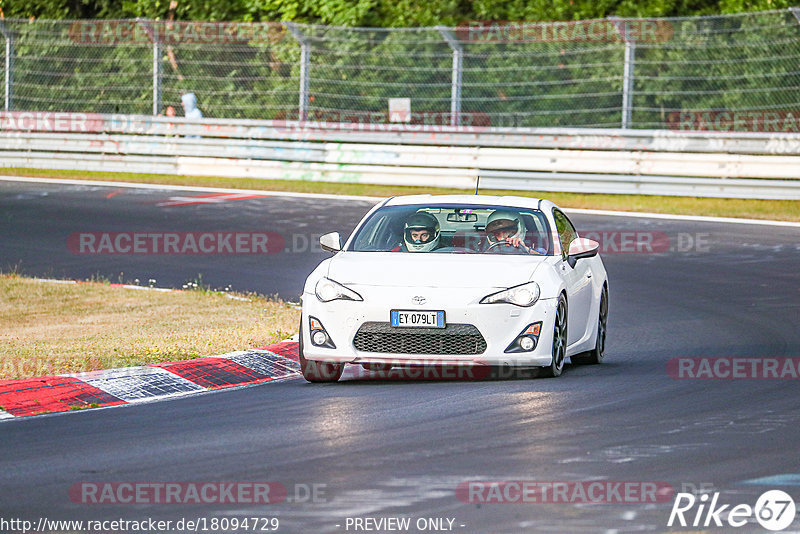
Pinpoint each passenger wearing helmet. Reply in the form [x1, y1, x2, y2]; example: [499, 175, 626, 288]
[391, 211, 441, 252]
[484, 210, 532, 253]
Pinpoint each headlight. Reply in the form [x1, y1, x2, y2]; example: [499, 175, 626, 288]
[315, 277, 363, 303]
[480, 281, 540, 307]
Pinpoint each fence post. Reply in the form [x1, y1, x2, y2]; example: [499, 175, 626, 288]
[0, 21, 12, 111]
[622, 39, 635, 129]
[286, 22, 310, 121]
[791, 7, 800, 24]
[610, 17, 635, 129]
[437, 27, 463, 127]
[153, 41, 162, 116]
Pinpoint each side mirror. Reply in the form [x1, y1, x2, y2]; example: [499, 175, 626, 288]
[320, 232, 342, 253]
[567, 237, 599, 267]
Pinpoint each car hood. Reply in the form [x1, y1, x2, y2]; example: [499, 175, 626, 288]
[326, 252, 547, 289]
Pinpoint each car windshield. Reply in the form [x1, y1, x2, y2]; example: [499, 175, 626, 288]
[348, 204, 553, 255]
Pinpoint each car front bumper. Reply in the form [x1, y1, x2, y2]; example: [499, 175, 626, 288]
[301, 285, 557, 368]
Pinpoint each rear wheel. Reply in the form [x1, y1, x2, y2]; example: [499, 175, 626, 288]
[541, 294, 567, 378]
[299, 323, 344, 383]
[572, 285, 608, 365]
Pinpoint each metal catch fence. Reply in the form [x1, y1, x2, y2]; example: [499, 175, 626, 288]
[2, 9, 800, 129]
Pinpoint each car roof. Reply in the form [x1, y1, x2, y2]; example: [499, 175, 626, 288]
[383, 194, 552, 210]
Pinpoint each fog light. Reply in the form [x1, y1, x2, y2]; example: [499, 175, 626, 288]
[504, 322, 543, 353]
[519, 336, 535, 351]
[312, 331, 328, 346]
[308, 316, 336, 349]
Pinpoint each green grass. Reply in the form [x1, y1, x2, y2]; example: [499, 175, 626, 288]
[1, 167, 798, 222]
[69, 403, 100, 411]
[0, 273, 300, 379]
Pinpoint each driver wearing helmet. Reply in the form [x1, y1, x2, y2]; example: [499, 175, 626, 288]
[484, 210, 532, 253]
[391, 211, 441, 252]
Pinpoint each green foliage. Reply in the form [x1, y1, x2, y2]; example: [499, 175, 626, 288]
[3, 0, 797, 24]
[2, 3, 799, 128]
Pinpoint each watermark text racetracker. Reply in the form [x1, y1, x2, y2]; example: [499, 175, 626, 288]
[577, 231, 709, 254]
[0, 111, 104, 133]
[0, 516, 280, 533]
[67, 231, 710, 255]
[68, 20, 286, 45]
[69, 232, 283, 255]
[456, 19, 674, 43]
[668, 109, 800, 132]
[667, 357, 800, 379]
[67, 232, 328, 255]
[456, 480, 674, 504]
[69, 481, 327, 505]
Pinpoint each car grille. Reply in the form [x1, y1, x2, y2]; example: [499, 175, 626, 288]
[353, 322, 487, 355]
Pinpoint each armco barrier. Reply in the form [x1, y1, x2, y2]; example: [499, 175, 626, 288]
[2, 113, 800, 199]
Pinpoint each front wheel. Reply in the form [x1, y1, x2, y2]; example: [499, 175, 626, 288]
[541, 294, 567, 378]
[299, 323, 344, 383]
[572, 285, 607, 365]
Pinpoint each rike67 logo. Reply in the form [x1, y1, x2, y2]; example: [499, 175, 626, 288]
[668, 490, 796, 531]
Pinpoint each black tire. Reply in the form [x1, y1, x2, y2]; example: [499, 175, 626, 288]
[541, 294, 567, 378]
[572, 285, 608, 366]
[298, 323, 344, 383]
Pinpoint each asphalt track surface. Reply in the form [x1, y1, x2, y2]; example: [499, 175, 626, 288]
[0, 181, 375, 300]
[1, 180, 800, 533]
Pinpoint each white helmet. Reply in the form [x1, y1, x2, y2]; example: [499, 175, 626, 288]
[403, 212, 440, 252]
[485, 210, 526, 245]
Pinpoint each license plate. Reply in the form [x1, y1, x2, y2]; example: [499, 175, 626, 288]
[391, 310, 445, 328]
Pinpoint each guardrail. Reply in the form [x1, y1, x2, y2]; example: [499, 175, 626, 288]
[2, 113, 800, 199]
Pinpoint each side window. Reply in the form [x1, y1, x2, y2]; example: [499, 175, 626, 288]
[552, 209, 578, 259]
[353, 214, 394, 251]
[520, 212, 550, 254]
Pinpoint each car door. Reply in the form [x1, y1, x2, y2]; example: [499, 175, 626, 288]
[553, 209, 593, 346]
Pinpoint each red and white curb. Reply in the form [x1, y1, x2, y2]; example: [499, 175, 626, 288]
[0, 342, 300, 419]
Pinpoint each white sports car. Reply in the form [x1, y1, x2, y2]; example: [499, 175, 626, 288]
[299, 194, 608, 382]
